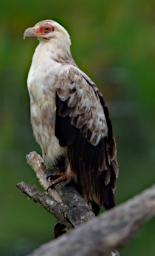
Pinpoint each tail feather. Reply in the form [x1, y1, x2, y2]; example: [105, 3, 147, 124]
[68, 137, 117, 212]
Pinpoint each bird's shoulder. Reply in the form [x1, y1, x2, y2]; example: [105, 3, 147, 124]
[55, 65, 108, 146]
[55, 64, 101, 105]
[57, 64, 95, 88]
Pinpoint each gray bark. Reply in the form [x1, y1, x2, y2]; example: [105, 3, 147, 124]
[17, 151, 94, 228]
[28, 184, 155, 256]
[17, 151, 155, 256]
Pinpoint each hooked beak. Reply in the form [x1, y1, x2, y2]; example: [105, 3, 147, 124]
[23, 27, 36, 39]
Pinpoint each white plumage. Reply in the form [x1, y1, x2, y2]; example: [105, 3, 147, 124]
[26, 21, 107, 167]
[27, 42, 66, 167]
[24, 20, 118, 209]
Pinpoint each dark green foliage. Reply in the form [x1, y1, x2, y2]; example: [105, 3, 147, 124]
[0, 0, 155, 255]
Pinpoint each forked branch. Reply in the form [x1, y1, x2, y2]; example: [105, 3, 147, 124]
[17, 151, 94, 228]
[17, 151, 155, 256]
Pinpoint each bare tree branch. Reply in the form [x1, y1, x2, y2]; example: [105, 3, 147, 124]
[28, 184, 155, 256]
[17, 151, 155, 256]
[16, 182, 71, 228]
[17, 151, 94, 228]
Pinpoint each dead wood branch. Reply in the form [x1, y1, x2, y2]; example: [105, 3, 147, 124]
[27, 184, 155, 256]
[17, 151, 94, 229]
[17, 151, 155, 256]
[16, 182, 70, 227]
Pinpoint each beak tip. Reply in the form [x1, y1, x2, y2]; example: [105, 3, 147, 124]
[23, 27, 35, 40]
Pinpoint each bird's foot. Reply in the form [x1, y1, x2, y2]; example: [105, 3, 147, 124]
[47, 172, 68, 190]
[46, 170, 62, 182]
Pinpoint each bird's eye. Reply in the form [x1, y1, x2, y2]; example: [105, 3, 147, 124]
[44, 27, 50, 33]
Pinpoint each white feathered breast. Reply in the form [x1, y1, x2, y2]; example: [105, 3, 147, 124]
[27, 43, 66, 168]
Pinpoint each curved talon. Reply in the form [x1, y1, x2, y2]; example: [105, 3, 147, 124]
[47, 173, 69, 191]
[47, 184, 55, 192]
[46, 171, 61, 182]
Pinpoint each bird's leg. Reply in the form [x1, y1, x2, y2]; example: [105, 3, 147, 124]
[46, 170, 62, 181]
[47, 173, 69, 190]
[47, 165, 74, 190]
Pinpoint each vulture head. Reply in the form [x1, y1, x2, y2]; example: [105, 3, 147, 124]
[23, 20, 71, 47]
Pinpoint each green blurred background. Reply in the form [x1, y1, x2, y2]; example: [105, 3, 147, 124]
[0, 0, 155, 255]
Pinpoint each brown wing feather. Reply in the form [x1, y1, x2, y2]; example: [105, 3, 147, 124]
[56, 67, 108, 146]
[55, 66, 118, 210]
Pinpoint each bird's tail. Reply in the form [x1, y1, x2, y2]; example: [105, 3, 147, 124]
[68, 136, 118, 214]
[95, 162, 116, 210]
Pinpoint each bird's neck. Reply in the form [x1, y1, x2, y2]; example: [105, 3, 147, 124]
[35, 39, 74, 65]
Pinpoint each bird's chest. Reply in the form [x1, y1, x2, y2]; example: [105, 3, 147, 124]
[27, 61, 56, 101]
[30, 88, 56, 155]
[27, 65, 63, 166]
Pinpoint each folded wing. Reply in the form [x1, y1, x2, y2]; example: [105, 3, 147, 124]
[55, 66, 118, 209]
